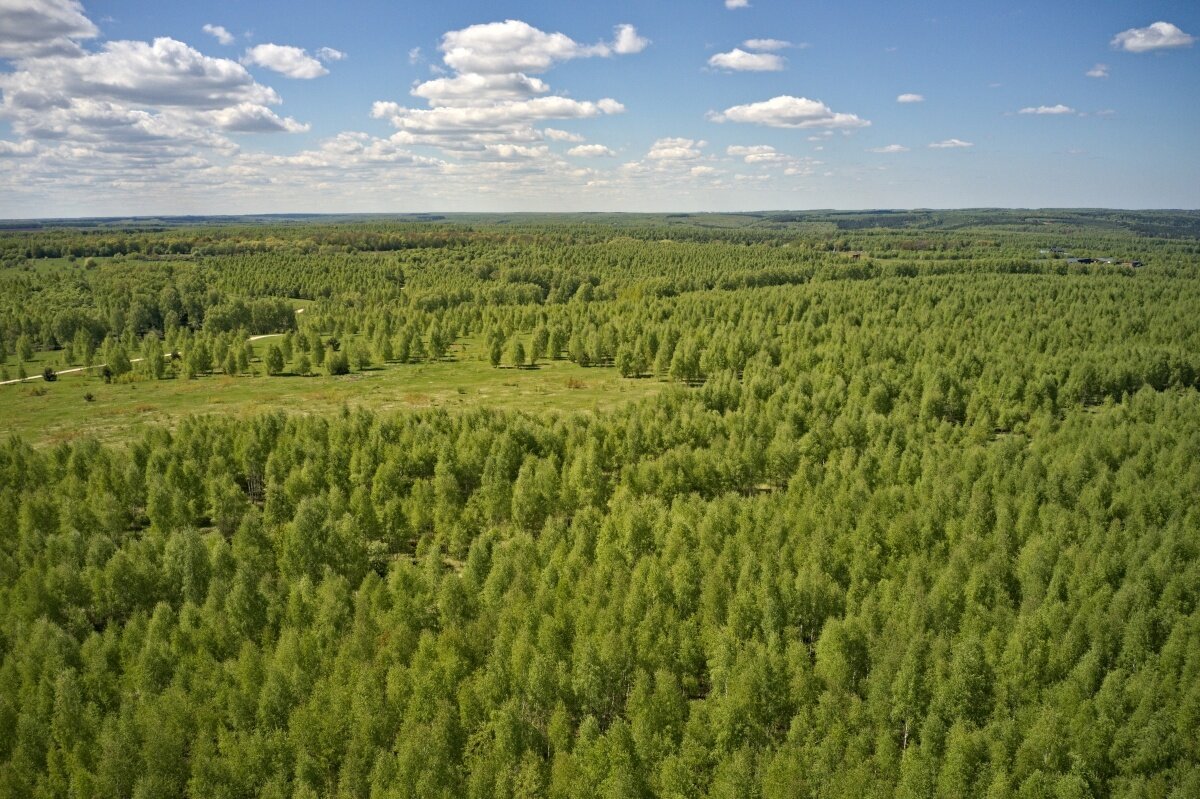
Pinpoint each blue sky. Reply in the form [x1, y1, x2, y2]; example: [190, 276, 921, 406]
[0, 0, 1197, 216]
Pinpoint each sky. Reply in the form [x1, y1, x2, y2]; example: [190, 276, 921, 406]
[0, 0, 1197, 217]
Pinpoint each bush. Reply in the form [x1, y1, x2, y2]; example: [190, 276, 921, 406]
[42, 366, 57, 382]
[327, 349, 350, 375]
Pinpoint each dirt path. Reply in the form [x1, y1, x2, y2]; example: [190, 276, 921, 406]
[0, 308, 305, 386]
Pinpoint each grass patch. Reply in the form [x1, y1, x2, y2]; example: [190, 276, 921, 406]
[0, 337, 663, 446]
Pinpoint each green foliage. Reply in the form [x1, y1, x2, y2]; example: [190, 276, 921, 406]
[1, 213, 1199, 796]
[326, 347, 350, 375]
[265, 344, 285, 376]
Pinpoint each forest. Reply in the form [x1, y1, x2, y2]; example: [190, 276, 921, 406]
[0, 211, 1198, 798]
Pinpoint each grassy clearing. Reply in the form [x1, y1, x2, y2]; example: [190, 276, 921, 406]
[0, 337, 663, 447]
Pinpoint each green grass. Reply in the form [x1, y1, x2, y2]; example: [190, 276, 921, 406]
[0, 337, 663, 447]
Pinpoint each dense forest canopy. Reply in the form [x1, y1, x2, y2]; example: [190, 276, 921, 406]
[0, 211, 1198, 798]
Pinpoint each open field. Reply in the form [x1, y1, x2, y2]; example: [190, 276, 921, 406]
[0, 337, 661, 446]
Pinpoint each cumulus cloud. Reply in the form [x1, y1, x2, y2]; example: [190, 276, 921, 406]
[568, 144, 615, 157]
[243, 44, 330, 79]
[869, 144, 909, 153]
[726, 0, 750, 8]
[2, 38, 280, 111]
[647, 137, 705, 160]
[612, 24, 649, 55]
[0, 0, 97, 58]
[0, 7, 632, 211]
[0, 5, 309, 202]
[708, 95, 869, 129]
[411, 72, 550, 106]
[708, 48, 785, 71]
[725, 144, 819, 176]
[251, 131, 444, 170]
[1111, 21, 1194, 53]
[208, 102, 310, 133]
[727, 144, 784, 164]
[897, 93, 924, 103]
[1086, 63, 1109, 78]
[929, 138, 973, 148]
[437, 19, 643, 74]
[373, 96, 623, 133]
[1018, 104, 1076, 115]
[374, 19, 636, 162]
[202, 24, 234, 46]
[743, 38, 792, 51]
[475, 143, 549, 161]
[543, 128, 584, 142]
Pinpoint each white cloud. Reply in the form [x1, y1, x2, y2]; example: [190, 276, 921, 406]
[243, 44, 329, 79]
[407, 47, 422, 64]
[726, 0, 750, 8]
[202, 24, 234, 46]
[743, 38, 792, 51]
[647, 137, 705, 160]
[726, 145, 773, 156]
[477, 143, 549, 161]
[373, 19, 636, 162]
[929, 138, 973, 149]
[0, 0, 97, 58]
[869, 144, 909, 153]
[2, 38, 281, 111]
[708, 48, 786, 71]
[612, 24, 649, 55]
[412, 72, 550, 105]
[1111, 21, 1194, 53]
[0, 139, 39, 157]
[724, 144, 818, 176]
[709, 95, 869, 129]
[317, 47, 346, 62]
[0, 18, 308, 197]
[543, 128, 584, 142]
[252, 131, 444, 170]
[1018, 104, 1076, 115]
[373, 96, 623, 133]
[897, 93, 924, 103]
[439, 19, 608, 74]
[1086, 63, 1109, 78]
[725, 144, 785, 164]
[208, 102, 309, 133]
[568, 144, 615, 157]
